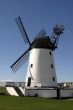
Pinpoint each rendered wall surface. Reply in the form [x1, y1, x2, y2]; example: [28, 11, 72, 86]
[26, 48, 57, 87]
[24, 88, 57, 98]
[6, 87, 19, 96]
[60, 89, 73, 97]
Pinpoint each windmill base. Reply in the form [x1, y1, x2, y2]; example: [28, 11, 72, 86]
[24, 87, 73, 99]
[6, 82, 73, 98]
[24, 87, 57, 98]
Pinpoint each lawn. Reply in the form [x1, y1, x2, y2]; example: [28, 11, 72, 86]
[0, 87, 7, 95]
[0, 96, 73, 110]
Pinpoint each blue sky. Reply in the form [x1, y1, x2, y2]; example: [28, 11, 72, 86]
[0, 0, 73, 82]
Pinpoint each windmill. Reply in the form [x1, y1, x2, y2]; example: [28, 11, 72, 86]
[11, 16, 64, 87]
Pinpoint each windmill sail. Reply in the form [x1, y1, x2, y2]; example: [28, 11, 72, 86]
[15, 16, 30, 45]
[50, 24, 64, 48]
[33, 28, 46, 40]
[11, 50, 29, 72]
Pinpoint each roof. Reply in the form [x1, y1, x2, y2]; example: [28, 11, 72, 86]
[29, 36, 57, 51]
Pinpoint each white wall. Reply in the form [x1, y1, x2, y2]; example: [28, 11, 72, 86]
[6, 87, 19, 96]
[24, 88, 57, 98]
[24, 88, 73, 98]
[26, 48, 57, 87]
[19, 87, 24, 95]
[60, 89, 73, 98]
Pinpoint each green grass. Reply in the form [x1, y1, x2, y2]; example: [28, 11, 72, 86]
[0, 87, 6, 95]
[0, 96, 73, 110]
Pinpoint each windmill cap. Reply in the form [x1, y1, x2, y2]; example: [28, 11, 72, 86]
[29, 36, 56, 51]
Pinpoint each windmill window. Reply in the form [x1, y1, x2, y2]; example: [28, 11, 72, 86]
[30, 64, 33, 68]
[49, 51, 52, 55]
[52, 77, 55, 81]
[51, 64, 53, 68]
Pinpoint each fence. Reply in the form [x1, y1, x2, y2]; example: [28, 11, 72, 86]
[6, 82, 25, 88]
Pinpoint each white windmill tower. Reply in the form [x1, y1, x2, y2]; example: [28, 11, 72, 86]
[11, 16, 64, 88]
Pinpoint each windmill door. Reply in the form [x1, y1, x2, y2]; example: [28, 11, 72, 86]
[27, 77, 31, 86]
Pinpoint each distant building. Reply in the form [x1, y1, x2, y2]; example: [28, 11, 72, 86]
[58, 82, 73, 88]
